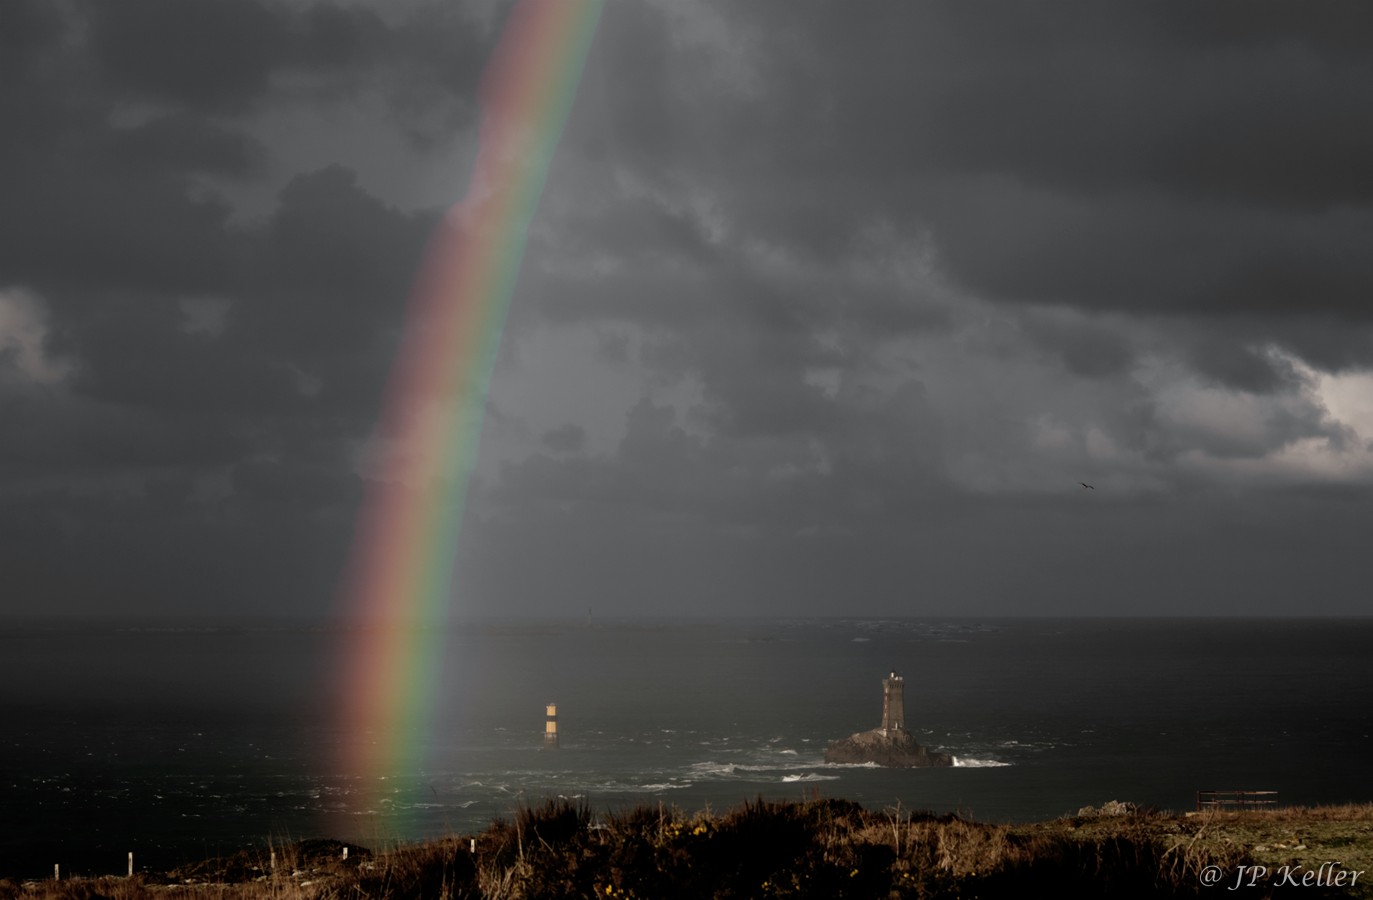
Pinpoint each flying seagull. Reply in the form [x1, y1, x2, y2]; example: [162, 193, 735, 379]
[1080, 482, 1095, 489]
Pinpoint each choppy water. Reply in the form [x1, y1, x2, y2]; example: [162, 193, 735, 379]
[2, 617, 1370, 879]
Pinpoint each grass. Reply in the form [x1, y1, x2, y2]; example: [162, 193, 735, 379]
[3, 800, 1369, 899]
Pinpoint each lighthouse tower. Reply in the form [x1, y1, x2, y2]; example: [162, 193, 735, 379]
[544, 703, 559, 749]
[881, 671, 905, 734]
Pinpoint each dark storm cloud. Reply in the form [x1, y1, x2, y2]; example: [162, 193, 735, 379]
[257, 167, 433, 318]
[928, 189, 1373, 319]
[0, 0, 62, 76]
[568, 2, 1373, 374]
[79, 0, 418, 112]
[488, 371, 949, 555]
[541, 424, 586, 455]
[84, 0, 286, 112]
[0, 154, 245, 297]
[1181, 333, 1302, 395]
[0, 1, 489, 616]
[7, 0, 1373, 619]
[1019, 311, 1137, 380]
[1, 478, 357, 614]
[0, 0, 458, 405]
[468, 0, 1373, 616]
[104, 113, 268, 178]
[469, 438, 1373, 619]
[0, 17, 251, 296]
[59, 290, 280, 413]
[761, 2, 1373, 212]
[0, 0, 477, 296]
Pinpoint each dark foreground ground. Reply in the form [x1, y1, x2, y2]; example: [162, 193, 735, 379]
[3, 799, 1370, 899]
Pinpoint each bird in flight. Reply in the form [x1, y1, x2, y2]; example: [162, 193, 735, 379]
[1080, 482, 1095, 490]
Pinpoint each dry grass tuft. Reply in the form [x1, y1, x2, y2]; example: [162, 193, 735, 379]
[6, 800, 1371, 899]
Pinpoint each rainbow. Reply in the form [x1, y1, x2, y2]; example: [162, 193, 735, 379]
[336, 0, 604, 822]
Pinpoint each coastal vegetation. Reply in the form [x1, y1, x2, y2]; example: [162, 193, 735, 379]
[3, 798, 1370, 899]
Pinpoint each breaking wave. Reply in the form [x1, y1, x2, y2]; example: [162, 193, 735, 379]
[952, 757, 1012, 768]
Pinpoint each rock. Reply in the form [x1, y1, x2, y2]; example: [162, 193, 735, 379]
[825, 671, 953, 767]
[823, 728, 954, 768]
[1076, 800, 1139, 818]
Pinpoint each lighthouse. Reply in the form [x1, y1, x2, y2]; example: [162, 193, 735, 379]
[544, 703, 559, 749]
[881, 671, 904, 734]
[824, 670, 952, 767]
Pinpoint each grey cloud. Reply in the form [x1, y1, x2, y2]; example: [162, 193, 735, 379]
[0, 161, 243, 296]
[541, 424, 586, 454]
[1020, 311, 1138, 380]
[574, 2, 1373, 375]
[79, 0, 407, 114]
[84, 0, 287, 113]
[1269, 320, 1373, 374]
[771, 3, 1373, 211]
[922, 181, 1373, 322]
[104, 113, 268, 178]
[247, 165, 434, 355]
[1183, 337, 1301, 395]
[0, 0, 63, 78]
[8, 0, 1373, 618]
[0, 0, 466, 617]
[0, 480, 356, 614]
[491, 371, 950, 550]
[1171, 400, 1341, 461]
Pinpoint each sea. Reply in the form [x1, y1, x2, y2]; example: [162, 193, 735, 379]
[2, 616, 1370, 880]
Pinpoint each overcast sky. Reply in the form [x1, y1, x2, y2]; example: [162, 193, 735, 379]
[5, 1, 1373, 618]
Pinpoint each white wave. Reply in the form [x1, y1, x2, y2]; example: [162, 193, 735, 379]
[593, 781, 694, 793]
[952, 757, 1012, 768]
[779, 749, 799, 755]
[687, 761, 738, 777]
[733, 762, 818, 773]
[782, 773, 839, 783]
[689, 759, 831, 778]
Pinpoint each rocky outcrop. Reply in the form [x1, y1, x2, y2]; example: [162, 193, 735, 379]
[1075, 800, 1139, 818]
[824, 727, 954, 768]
